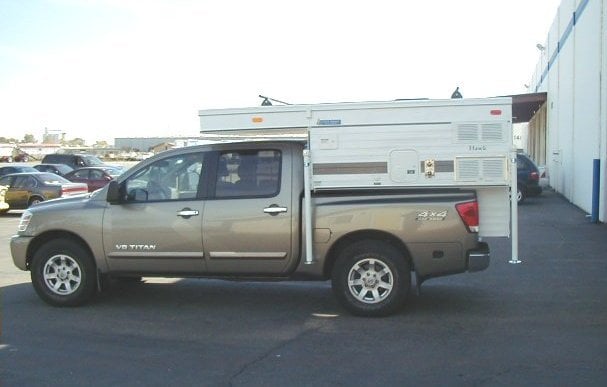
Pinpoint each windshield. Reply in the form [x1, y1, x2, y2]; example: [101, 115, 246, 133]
[39, 173, 70, 185]
[83, 155, 104, 166]
[102, 166, 122, 177]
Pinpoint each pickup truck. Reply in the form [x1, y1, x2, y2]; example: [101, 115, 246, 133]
[10, 141, 489, 316]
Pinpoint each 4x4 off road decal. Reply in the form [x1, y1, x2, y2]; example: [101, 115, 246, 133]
[416, 210, 448, 221]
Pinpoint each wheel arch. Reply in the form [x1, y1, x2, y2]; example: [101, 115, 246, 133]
[26, 230, 96, 271]
[323, 230, 413, 278]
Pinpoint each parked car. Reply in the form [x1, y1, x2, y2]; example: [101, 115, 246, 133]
[33, 163, 74, 177]
[41, 153, 106, 170]
[64, 166, 122, 192]
[0, 151, 29, 163]
[517, 154, 543, 203]
[0, 184, 8, 212]
[0, 164, 38, 177]
[0, 172, 88, 211]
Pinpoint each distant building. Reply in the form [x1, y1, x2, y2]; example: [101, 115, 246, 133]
[42, 128, 63, 144]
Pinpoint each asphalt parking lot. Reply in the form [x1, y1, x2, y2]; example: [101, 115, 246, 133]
[1, 190, 606, 386]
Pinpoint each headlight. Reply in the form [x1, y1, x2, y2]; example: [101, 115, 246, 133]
[18, 210, 33, 232]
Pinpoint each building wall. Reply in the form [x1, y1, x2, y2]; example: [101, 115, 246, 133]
[530, 0, 606, 221]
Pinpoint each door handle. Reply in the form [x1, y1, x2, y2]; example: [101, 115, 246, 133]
[263, 205, 288, 215]
[177, 208, 199, 218]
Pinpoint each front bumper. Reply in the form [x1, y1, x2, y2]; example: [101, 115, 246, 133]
[10, 235, 33, 271]
[467, 242, 490, 272]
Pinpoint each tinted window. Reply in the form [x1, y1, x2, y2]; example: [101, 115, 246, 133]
[14, 176, 37, 189]
[90, 169, 105, 179]
[38, 173, 70, 184]
[56, 165, 73, 174]
[72, 170, 89, 179]
[43, 155, 71, 164]
[82, 155, 104, 166]
[215, 150, 281, 198]
[0, 176, 14, 186]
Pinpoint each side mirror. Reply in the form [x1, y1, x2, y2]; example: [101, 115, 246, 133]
[106, 180, 121, 204]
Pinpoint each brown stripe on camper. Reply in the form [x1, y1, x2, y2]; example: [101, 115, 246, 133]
[313, 162, 388, 175]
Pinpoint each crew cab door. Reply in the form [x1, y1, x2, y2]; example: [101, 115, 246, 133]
[203, 146, 296, 274]
[102, 151, 208, 274]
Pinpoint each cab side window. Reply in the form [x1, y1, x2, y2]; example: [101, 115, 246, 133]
[124, 153, 205, 202]
[215, 150, 281, 198]
[73, 170, 89, 179]
[14, 176, 36, 189]
[90, 169, 104, 179]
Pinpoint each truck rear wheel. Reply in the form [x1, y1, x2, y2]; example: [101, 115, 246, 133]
[331, 240, 410, 317]
[30, 239, 97, 306]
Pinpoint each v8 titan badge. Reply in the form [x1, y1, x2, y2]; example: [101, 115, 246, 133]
[416, 210, 448, 221]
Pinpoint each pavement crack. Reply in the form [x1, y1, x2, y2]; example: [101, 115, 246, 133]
[228, 326, 318, 386]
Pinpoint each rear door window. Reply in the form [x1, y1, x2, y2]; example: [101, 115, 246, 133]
[215, 150, 281, 198]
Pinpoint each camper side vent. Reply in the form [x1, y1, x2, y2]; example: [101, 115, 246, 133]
[456, 124, 479, 142]
[456, 159, 480, 180]
[483, 158, 506, 179]
[455, 157, 507, 182]
[481, 123, 504, 141]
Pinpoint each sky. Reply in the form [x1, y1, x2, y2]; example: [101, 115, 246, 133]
[0, 0, 561, 145]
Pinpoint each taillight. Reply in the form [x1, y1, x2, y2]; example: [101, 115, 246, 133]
[530, 171, 539, 181]
[455, 200, 479, 233]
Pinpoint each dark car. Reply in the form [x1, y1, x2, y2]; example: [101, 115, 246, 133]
[33, 163, 74, 177]
[517, 154, 543, 203]
[41, 153, 106, 170]
[0, 172, 88, 212]
[64, 166, 122, 192]
[0, 164, 38, 177]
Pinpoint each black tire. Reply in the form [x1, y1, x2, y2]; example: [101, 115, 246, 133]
[331, 240, 410, 317]
[30, 239, 97, 306]
[517, 186, 526, 204]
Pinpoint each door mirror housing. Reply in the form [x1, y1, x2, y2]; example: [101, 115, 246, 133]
[106, 180, 121, 204]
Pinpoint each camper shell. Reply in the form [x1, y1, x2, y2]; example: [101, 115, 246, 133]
[199, 97, 518, 246]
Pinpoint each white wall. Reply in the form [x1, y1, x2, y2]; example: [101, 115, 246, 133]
[530, 0, 606, 221]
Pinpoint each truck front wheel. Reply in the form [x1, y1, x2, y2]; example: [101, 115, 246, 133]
[30, 239, 97, 306]
[331, 240, 410, 317]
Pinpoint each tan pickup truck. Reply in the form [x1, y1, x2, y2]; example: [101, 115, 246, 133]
[11, 141, 489, 316]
